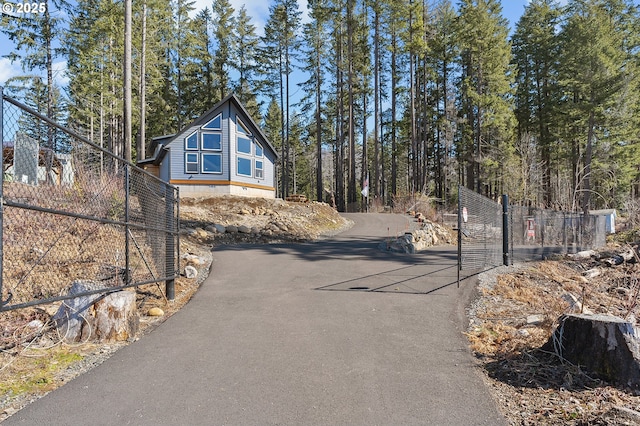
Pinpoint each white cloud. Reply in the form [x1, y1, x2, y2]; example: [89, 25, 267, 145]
[0, 58, 23, 86]
[52, 59, 69, 88]
[0, 57, 68, 90]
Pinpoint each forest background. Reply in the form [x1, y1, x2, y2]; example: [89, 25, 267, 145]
[1, 0, 639, 213]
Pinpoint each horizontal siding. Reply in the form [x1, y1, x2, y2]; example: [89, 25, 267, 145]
[228, 103, 277, 189]
[167, 107, 231, 182]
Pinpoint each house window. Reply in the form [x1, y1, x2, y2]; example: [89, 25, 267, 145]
[255, 160, 263, 179]
[255, 142, 263, 158]
[202, 133, 221, 151]
[237, 136, 252, 155]
[237, 157, 252, 176]
[202, 153, 222, 173]
[185, 132, 198, 150]
[185, 152, 199, 173]
[237, 118, 250, 135]
[203, 114, 222, 130]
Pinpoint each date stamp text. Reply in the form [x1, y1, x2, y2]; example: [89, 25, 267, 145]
[2, 2, 47, 16]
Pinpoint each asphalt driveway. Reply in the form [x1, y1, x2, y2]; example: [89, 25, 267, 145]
[4, 213, 506, 425]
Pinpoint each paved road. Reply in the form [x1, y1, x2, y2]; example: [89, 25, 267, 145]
[5, 213, 506, 425]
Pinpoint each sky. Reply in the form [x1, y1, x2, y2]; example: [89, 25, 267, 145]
[0, 0, 534, 90]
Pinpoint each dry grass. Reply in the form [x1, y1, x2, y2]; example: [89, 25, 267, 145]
[469, 246, 640, 425]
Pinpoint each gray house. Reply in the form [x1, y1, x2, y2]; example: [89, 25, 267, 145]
[139, 94, 278, 198]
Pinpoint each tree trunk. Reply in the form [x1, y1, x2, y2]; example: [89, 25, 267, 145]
[347, 0, 356, 207]
[138, 1, 147, 161]
[54, 281, 139, 343]
[544, 314, 640, 390]
[124, 0, 132, 163]
[583, 108, 595, 215]
[373, 7, 381, 200]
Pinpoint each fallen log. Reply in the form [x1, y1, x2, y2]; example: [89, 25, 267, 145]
[604, 248, 636, 267]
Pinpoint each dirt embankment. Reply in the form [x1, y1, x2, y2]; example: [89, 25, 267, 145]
[179, 195, 353, 244]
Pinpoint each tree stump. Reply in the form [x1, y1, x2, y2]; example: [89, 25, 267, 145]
[53, 281, 139, 343]
[544, 314, 640, 389]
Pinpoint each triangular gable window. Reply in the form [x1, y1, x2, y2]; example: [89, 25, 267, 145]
[202, 113, 222, 130]
[237, 118, 251, 136]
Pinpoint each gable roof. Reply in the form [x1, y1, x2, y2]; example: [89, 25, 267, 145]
[138, 93, 279, 167]
[184, 93, 278, 159]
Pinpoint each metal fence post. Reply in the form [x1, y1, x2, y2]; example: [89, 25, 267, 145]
[457, 186, 462, 288]
[165, 185, 175, 300]
[502, 194, 509, 266]
[0, 87, 4, 311]
[124, 165, 131, 285]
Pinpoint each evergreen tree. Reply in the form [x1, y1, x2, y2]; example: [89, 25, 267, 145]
[263, 97, 284, 194]
[429, 0, 458, 206]
[182, 7, 215, 118]
[511, 0, 561, 206]
[456, 0, 515, 198]
[260, 0, 302, 198]
[172, 0, 196, 129]
[558, 0, 635, 211]
[233, 6, 261, 118]
[2, 0, 68, 152]
[300, 0, 331, 201]
[65, 0, 127, 160]
[211, 0, 235, 101]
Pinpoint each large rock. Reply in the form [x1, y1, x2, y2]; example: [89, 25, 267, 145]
[184, 265, 198, 279]
[543, 314, 640, 389]
[54, 281, 139, 343]
[384, 220, 454, 253]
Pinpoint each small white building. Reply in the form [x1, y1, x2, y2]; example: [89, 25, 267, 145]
[589, 209, 617, 234]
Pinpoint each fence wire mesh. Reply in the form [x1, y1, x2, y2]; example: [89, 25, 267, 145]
[458, 186, 503, 270]
[1, 89, 179, 312]
[509, 206, 607, 263]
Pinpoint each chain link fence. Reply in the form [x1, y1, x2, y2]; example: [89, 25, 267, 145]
[457, 186, 608, 272]
[509, 206, 606, 263]
[1, 88, 180, 312]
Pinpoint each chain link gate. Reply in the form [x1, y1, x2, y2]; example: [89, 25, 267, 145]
[1, 87, 180, 312]
[457, 186, 504, 275]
